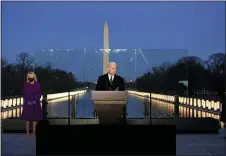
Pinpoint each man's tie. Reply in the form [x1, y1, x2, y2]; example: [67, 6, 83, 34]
[110, 76, 113, 85]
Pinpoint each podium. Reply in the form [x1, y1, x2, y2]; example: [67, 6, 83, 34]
[91, 91, 128, 124]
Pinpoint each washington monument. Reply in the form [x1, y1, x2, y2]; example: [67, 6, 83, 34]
[103, 21, 109, 74]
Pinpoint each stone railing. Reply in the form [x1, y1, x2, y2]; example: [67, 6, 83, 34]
[128, 91, 221, 113]
[1, 90, 87, 110]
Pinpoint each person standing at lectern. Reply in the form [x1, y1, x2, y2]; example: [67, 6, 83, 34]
[96, 62, 125, 91]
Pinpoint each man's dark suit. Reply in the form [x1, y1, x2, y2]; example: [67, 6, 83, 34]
[96, 73, 125, 91]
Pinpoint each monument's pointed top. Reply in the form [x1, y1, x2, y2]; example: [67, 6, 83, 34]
[104, 21, 108, 26]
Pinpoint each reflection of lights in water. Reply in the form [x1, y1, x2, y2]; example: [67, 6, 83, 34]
[17, 108, 21, 117]
[1, 112, 4, 119]
[1, 107, 23, 119]
[9, 110, 12, 118]
[194, 110, 196, 118]
[13, 109, 16, 117]
[202, 111, 205, 118]
[198, 111, 201, 117]
[183, 107, 186, 117]
[1, 93, 221, 122]
[208, 113, 211, 117]
[181, 107, 184, 117]
[142, 98, 220, 120]
[186, 108, 189, 117]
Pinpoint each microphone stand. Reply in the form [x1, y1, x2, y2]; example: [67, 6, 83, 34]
[68, 72, 72, 125]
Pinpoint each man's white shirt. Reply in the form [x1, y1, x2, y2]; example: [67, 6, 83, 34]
[108, 74, 114, 81]
[108, 74, 118, 90]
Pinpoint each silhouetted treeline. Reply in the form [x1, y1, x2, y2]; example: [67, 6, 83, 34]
[1, 52, 84, 98]
[135, 52, 225, 99]
[134, 52, 225, 122]
[2, 52, 225, 100]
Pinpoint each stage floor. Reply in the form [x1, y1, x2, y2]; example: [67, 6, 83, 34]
[1, 128, 225, 156]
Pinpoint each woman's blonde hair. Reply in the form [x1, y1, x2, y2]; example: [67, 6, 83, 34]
[26, 72, 38, 82]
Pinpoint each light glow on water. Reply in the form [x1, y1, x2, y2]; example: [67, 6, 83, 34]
[1, 91, 222, 128]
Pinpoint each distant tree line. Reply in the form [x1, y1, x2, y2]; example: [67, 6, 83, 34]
[1, 52, 85, 99]
[2, 52, 224, 100]
[133, 52, 225, 122]
[133, 52, 224, 100]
